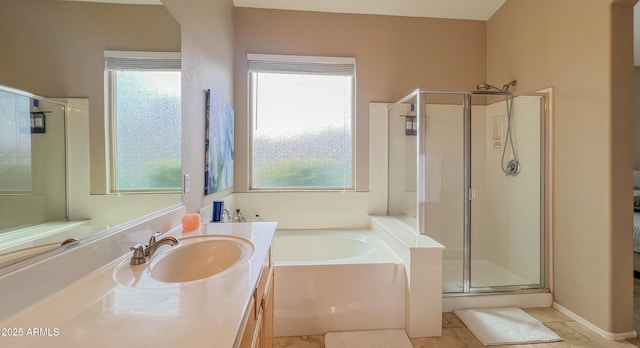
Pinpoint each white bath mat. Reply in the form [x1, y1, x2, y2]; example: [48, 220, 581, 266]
[454, 307, 562, 345]
[325, 329, 412, 348]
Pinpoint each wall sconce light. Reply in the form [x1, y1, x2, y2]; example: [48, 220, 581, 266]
[31, 112, 46, 134]
[404, 103, 417, 136]
[405, 115, 416, 136]
[30, 99, 48, 134]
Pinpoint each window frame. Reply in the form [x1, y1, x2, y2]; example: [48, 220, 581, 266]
[247, 54, 356, 192]
[104, 50, 181, 194]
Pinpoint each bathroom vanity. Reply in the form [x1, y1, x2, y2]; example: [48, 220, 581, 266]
[0, 221, 276, 348]
[238, 237, 274, 348]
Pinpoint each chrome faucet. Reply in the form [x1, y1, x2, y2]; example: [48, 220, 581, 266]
[129, 232, 179, 265]
[222, 208, 231, 222]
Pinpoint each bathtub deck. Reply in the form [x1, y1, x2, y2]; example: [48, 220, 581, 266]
[272, 229, 405, 337]
[273, 229, 401, 265]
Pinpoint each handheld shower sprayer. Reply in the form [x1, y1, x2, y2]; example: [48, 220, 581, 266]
[476, 82, 499, 91]
[475, 80, 521, 176]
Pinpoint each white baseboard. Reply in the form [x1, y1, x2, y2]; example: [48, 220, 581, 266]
[552, 302, 637, 341]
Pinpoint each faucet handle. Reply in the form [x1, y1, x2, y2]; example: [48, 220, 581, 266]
[147, 232, 161, 246]
[129, 244, 146, 265]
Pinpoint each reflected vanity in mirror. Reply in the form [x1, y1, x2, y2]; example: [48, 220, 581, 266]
[0, 0, 181, 273]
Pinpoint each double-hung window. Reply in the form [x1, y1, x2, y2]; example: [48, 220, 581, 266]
[105, 51, 181, 192]
[248, 54, 355, 190]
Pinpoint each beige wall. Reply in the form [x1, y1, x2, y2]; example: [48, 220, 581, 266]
[233, 8, 487, 193]
[0, 0, 180, 195]
[161, 0, 235, 213]
[488, 0, 634, 334]
[610, 0, 635, 333]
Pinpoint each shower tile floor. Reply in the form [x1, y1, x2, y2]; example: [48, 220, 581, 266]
[442, 259, 531, 292]
[273, 307, 637, 347]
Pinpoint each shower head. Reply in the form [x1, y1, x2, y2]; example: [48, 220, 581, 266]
[476, 80, 518, 93]
[476, 83, 501, 92]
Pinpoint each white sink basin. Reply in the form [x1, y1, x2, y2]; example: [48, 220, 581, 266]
[148, 235, 254, 283]
[113, 235, 254, 287]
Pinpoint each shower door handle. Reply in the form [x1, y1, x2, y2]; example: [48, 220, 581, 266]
[469, 188, 476, 200]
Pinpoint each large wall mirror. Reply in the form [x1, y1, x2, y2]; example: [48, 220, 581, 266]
[0, 0, 181, 271]
[0, 90, 67, 233]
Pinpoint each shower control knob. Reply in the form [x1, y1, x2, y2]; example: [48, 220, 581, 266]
[505, 160, 521, 176]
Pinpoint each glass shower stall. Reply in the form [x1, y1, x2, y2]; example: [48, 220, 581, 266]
[387, 88, 549, 294]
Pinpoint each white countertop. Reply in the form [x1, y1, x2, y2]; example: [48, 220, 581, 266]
[0, 222, 276, 348]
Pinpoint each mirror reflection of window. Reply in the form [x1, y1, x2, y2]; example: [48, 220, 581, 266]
[105, 51, 181, 192]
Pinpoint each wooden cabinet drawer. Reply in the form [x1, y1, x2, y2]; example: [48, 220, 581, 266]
[236, 247, 274, 348]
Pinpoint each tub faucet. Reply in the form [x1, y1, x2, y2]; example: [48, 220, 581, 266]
[222, 208, 231, 222]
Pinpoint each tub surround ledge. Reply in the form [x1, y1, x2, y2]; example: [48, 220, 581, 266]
[369, 215, 445, 338]
[0, 221, 277, 348]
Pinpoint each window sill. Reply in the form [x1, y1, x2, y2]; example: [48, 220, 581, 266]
[246, 189, 356, 193]
[105, 190, 181, 195]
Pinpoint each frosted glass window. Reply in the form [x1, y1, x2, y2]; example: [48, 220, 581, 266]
[111, 70, 181, 191]
[0, 91, 31, 192]
[248, 58, 354, 190]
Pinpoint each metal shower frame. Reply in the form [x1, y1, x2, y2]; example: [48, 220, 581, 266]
[389, 88, 551, 295]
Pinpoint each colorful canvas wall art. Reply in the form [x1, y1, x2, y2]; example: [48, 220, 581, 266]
[204, 89, 234, 195]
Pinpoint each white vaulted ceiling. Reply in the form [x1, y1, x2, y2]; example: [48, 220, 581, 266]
[232, 0, 507, 20]
[60, 0, 163, 4]
[62, 0, 508, 20]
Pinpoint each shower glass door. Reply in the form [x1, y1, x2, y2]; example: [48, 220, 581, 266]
[469, 94, 546, 291]
[419, 92, 467, 293]
[387, 94, 419, 227]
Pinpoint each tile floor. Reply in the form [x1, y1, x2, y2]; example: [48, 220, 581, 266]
[273, 307, 638, 347]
